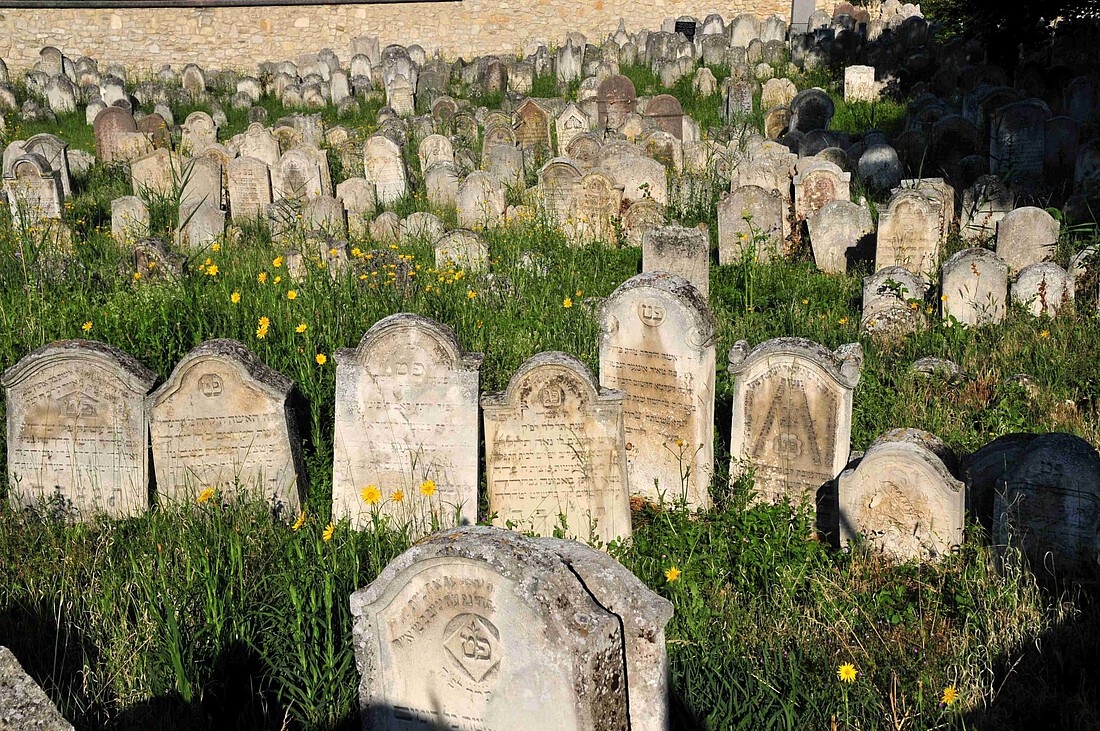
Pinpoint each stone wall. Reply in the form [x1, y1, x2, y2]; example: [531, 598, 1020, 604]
[0, 0, 834, 73]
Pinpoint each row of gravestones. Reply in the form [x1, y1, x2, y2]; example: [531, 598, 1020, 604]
[6, 271, 1099, 572]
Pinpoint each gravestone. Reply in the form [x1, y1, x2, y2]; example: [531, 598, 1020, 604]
[596, 75, 638, 130]
[130, 148, 174, 197]
[456, 172, 506, 229]
[961, 175, 1014, 241]
[568, 170, 623, 245]
[857, 144, 902, 192]
[601, 153, 668, 206]
[789, 88, 835, 133]
[227, 155, 273, 222]
[838, 428, 965, 561]
[337, 177, 376, 236]
[482, 352, 631, 544]
[181, 111, 218, 154]
[179, 156, 223, 210]
[4, 156, 63, 228]
[514, 99, 551, 153]
[941, 248, 1009, 326]
[537, 158, 582, 226]
[363, 134, 408, 205]
[302, 195, 347, 236]
[177, 201, 225, 251]
[23, 133, 71, 197]
[148, 340, 303, 516]
[875, 189, 942, 273]
[129, 238, 185, 281]
[861, 266, 930, 338]
[272, 148, 324, 202]
[0, 646, 74, 730]
[556, 103, 591, 154]
[843, 65, 878, 102]
[764, 106, 792, 140]
[995, 206, 1059, 272]
[728, 338, 863, 509]
[806, 199, 874, 273]
[333, 315, 483, 533]
[719, 185, 787, 264]
[435, 229, 489, 273]
[643, 95, 685, 140]
[424, 161, 461, 208]
[93, 106, 137, 164]
[2, 341, 157, 519]
[621, 198, 664, 248]
[994, 433, 1100, 575]
[599, 272, 716, 510]
[417, 134, 454, 172]
[793, 160, 851, 219]
[761, 78, 798, 111]
[136, 112, 172, 149]
[111, 195, 148, 242]
[349, 525, 670, 730]
[641, 225, 709, 298]
[239, 123, 281, 169]
[1011, 262, 1072, 317]
[989, 99, 1050, 191]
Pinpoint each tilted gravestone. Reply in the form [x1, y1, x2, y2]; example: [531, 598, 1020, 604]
[568, 170, 623, 245]
[960, 175, 1013, 241]
[838, 428, 965, 562]
[599, 272, 716, 510]
[3, 155, 63, 228]
[861, 266, 931, 339]
[111, 195, 149, 242]
[995, 206, 1059, 272]
[807, 199, 873, 274]
[793, 159, 850, 219]
[272, 148, 324, 202]
[456, 171, 506, 230]
[2, 341, 157, 519]
[556, 102, 591, 155]
[333, 314, 483, 533]
[482, 352, 631, 544]
[641, 225, 710, 298]
[719, 185, 786, 264]
[728, 338, 863, 510]
[994, 433, 1100, 575]
[349, 525, 673, 731]
[1011, 262, 1072, 317]
[789, 88, 835, 133]
[940, 248, 1009, 326]
[417, 134, 454, 172]
[93, 106, 137, 164]
[435, 229, 489, 273]
[148, 339, 303, 516]
[130, 148, 175, 197]
[0, 646, 74, 730]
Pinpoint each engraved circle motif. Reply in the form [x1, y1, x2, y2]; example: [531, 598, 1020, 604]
[638, 301, 665, 327]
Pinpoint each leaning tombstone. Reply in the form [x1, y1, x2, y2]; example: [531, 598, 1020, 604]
[23, 133, 72, 197]
[994, 433, 1100, 576]
[567, 170, 623, 245]
[1011, 262, 1072, 317]
[861, 266, 931, 339]
[838, 428, 965, 561]
[641, 225, 710, 298]
[130, 148, 175, 197]
[793, 159, 850, 219]
[789, 88, 835, 133]
[963, 432, 1037, 533]
[806, 199, 874, 273]
[843, 65, 879, 103]
[599, 272, 716, 510]
[4, 155, 64, 228]
[941, 248, 1009, 326]
[1, 341, 157, 519]
[728, 338, 863, 510]
[93, 105, 137, 164]
[179, 156, 223, 210]
[482, 352, 631, 544]
[111, 195, 149, 242]
[349, 525, 670, 730]
[456, 172, 506, 230]
[177, 201, 225, 251]
[995, 206, 1059, 272]
[332, 315, 483, 533]
[148, 339, 303, 516]
[875, 189, 942, 274]
[0, 646, 74, 730]
[718, 185, 786, 264]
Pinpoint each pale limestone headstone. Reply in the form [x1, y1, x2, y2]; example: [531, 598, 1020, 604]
[728, 338, 863, 509]
[227, 155, 272, 222]
[148, 339, 303, 515]
[179, 156, 222, 210]
[599, 272, 716, 510]
[4, 155, 63, 228]
[556, 102, 591, 155]
[568, 170, 624, 245]
[514, 98, 552, 153]
[239, 123, 281, 169]
[641, 225, 710, 298]
[839, 428, 965, 561]
[337, 177, 376, 235]
[456, 171, 506, 230]
[424, 161, 461, 208]
[1011, 262, 1072, 317]
[793, 159, 850, 219]
[111, 195, 148, 242]
[0, 646, 74, 730]
[1, 340, 157, 519]
[600, 153, 668, 206]
[761, 77, 797, 111]
[399, 211, 444, 242]
[875, 189, 941, 274]
[718, 185, 786, 264]
[417, 133, 454, 172]
[349, 526, 650, 731]
[130, 148, 174, 197]
[621, 198, 665, 248]
[941, 248, 1009, 326]
[807, 199, 874, 274]
[177, 201, 225, 251]
[23, 133, 71, 197]
[537, 158, 582, 226]
[843, 65, 879, 102]
[363, 134, 408, 206]
[995, 206, 1059, 272]
[272, 148, 324, 201]
[435, 229, 488, 274]
[861, 266, 931, 338]
[994, 433, 1100, 575]
[181, 110, 218, 154]
[482, 352, 631, 544]
[333, 314, 483, 533]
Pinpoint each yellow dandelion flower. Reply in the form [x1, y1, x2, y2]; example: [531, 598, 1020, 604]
[296, 323, 307, 333]
[274, 276, 282, 284]
[941, 685, 958, 706]
[575, 289, 583, 297]
[133, 271, 142, 280]
[206, 264, 219, 276]
[258, 271, 268, 283]
[287, 290, 297, 300]
[259, 316, 270, 328]
[291, 511, 306, 531]
[231, 291, 241, 303]
[197, 486, 216, 504]
[909, 301, 919, 310]
[563, 297, 573, 308]
[665, 566, 681, 582]
[361, 485, 382, 504]
[1040, 329, 1050, 338]
[81, 321, 92, 332]
[391, 490, 404, 503]
[467, 289, 477, 300]
[838, 316, 849, 325]
[419, 479, 437, 497]
[273, 256, 284, 268]
[322, 522, 334, 542]
[802, 298, 809, 305]
[315, 353, 327, 366]
[837, 663, 857, 683]
[211, 242, 221, 252]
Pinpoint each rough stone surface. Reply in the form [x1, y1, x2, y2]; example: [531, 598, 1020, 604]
[0, 646, 74, 730]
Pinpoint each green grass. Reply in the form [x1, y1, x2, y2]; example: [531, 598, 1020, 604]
[0, 51, 1099, 731]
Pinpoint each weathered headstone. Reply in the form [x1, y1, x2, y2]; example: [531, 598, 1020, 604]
[789, 88, 835, 133]
[333, 315, 483, 532]
[641, 225, 709, 298]
[111, 195, 148, 242]
[456, 171, 506, 229]
[148, 339, 302, 515]
[181, 111, 218, 154]
[728, 338, 863, 509]
[239, 123, 281, 169]
[960, 175, 1014, 241]
[568, 170, 623, 245]
[177, 201, 225, 251]
[363, 134, 408, 205]
[179, 156, 223, 210]
[482, 352, 631, 544]
[989, 99, 1050, 191]
[2, 341, 157, 518]
[861, 266, 931, 338]
[596, 75, 638, 130]
[643, 94, 685, 140]
[93, 106, 137, 164]
[941, 248, 1008, 326]
[130, 148, 174, 197]
[843, 65, 879, 102]
[537, 158, 582, 226]
[793, 159, 851, 219]
[599, 272, 716, 510]
[272, 148, 324, 202]
[4, 155, 63, 227]
[839, 428, 965, 561]
[875, 189, 942, 273]
[556, 102, 591, 154]
[995, 206, 1059, 272]
[719, 185, 786, 264]
[417, 134, 454, 172]
[1011, 262, 1072, 317]
[227, 155, 273, 222]
[514, 98, 551, 153]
